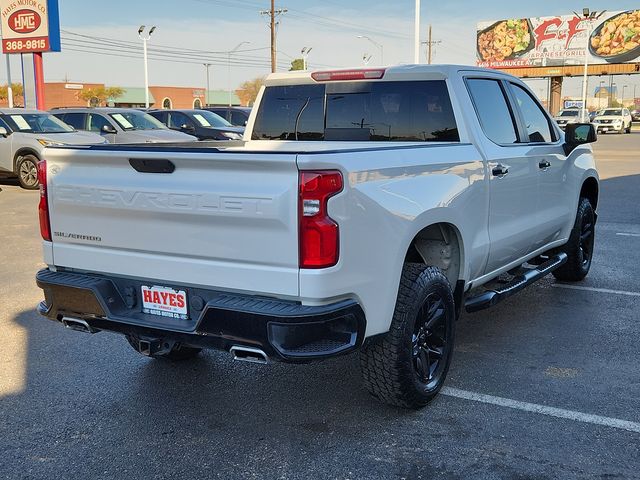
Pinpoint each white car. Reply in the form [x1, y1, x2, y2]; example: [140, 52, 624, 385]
[0, 109, 106, 189]
[553, 108, 589, 130]
[35, 65, 599, 408]
[592, 108, 633, 134]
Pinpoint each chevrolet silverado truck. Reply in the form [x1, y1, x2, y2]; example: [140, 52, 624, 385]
[35, 65, 599, 408]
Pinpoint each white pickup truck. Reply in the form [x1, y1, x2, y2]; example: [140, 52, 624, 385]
[36, 65, 599, 408]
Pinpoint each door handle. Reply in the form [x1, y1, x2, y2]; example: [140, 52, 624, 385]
[539, 160, 551, 170]
[492, 164, 509, 177]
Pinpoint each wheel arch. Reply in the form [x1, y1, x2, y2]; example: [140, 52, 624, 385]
[13, 148, 42, 173]
[580, 176, 599, 210]
[404, 221, 466, 289]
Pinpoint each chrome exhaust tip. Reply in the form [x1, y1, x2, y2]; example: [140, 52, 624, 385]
[230, 346, 268, 365]
[61, 316, 98, 334]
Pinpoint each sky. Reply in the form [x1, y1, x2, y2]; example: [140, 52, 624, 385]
[3, 0, 640, 99]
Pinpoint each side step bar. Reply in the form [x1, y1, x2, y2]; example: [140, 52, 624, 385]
[465, 253, 567, 313]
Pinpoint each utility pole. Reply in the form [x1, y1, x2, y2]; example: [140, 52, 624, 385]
[260, 1, 287, 73]
[414, 0, 420, 63]
[422, 25, 441, 64]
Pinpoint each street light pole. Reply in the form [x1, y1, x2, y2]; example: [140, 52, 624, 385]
[356, 35, 383, 64]
[138, 25, 156, 109]
[598, 80, 605, 110]
[622, 85, 627, 107]
[301, 47, 312, 70]
[228, 41, 251, 107]
[204, 63, 211, 106]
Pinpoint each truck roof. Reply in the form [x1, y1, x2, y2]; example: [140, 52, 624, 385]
[265, 64, 518, 86]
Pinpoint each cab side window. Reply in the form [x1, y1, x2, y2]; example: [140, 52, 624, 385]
[61, 113, 87, 130]
[510, 83, 554, 143]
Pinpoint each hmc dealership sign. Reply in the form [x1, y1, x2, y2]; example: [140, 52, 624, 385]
[0, 0, 60, 54]
[477, 9, 640, 69]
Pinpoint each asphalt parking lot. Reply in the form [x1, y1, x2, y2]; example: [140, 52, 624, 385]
[1, 134, 639, 479]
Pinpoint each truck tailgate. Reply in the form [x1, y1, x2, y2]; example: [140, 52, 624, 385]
[45, 147, 300, 297]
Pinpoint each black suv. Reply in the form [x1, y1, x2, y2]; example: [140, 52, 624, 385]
[148, 109, 244, 140]
[204, 106, 252, 126]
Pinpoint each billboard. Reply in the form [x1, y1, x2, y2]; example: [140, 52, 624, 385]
[477, 10, 640, 69]
[0, 0, 60, 54]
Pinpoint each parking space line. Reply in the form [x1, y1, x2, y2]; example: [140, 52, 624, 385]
[552, 284, 640, 297]
[441, 387, 640, 434]
[616, 232, 640, 237]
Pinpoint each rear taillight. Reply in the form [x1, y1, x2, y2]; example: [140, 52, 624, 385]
[299, 170, 343, 269]
[37, 160, 51, 241]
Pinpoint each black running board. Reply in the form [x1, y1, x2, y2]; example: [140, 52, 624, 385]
[465, 253, 568, 313]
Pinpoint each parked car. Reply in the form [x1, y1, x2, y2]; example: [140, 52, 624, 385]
[592, 108, 633, 134]
[553, 108, 589, 130]
[51, 108, 196, 143]
[630, 109, 640, 122]
[0, 109, 105, 189]
[204, 106, 252, 126]
[588, 110, 602, 122]
[36, 65, 598, 408]
[148, 109, 244, 140]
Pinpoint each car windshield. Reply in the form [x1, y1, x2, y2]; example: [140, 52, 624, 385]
[4, 113, 75, 133]
[560, 110, 580, 117]
[602, 109, 622, 116]
[192, 110, 232, 128]
[108, 111, 166, 130]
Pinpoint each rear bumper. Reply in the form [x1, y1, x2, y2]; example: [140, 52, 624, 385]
[36, 269, 366, 362]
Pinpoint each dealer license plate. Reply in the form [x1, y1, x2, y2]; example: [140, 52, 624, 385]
[141, 285, 188, 320]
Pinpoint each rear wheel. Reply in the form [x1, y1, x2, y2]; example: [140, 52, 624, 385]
[16, 155, 39, 190]
[553, 197, 595, 282]
[125, 334, 202, 361]
[360, 264, 455, 409]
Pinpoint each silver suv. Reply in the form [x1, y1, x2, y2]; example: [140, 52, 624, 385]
[0, 109, 105, 189]
[51, 108, 197, 144]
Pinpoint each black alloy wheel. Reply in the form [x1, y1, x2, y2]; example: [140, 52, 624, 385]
[412, 293, 450, 389]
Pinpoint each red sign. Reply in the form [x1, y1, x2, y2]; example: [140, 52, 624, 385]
[8, 9, 41, 34]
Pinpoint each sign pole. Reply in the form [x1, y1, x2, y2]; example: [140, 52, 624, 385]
[5, 54, 12, 108]
[414, 0, 420, 64]
[33, 52, 45, 109]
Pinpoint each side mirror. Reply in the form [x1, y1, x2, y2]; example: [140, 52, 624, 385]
[181, 124, 196, 132]
[564, 123, 596, 154]
[0, 126, 7, 137]
[101, 124, 117, 134]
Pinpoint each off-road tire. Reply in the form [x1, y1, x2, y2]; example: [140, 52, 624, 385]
[16, 155, 40, 190]
[125, 334, 202, 361]
[552, 197, 595, 282]
[360, 264, 455, 409]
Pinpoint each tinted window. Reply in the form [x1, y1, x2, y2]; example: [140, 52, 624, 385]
[467, 78, 518, 144]
[252, 81, 459, 142]
[252, 84, 324, 140]
[168, 112, 193, 129]
[88, 114, 111, 132]
[61, 113, 86, 130]
[511, 83, 553, 143]
[2, 113, 74, 133]
[230, 110, 248, 126]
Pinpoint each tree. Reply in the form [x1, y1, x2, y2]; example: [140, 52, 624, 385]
[236, 77, 265, 106]
[289, 58, 304, 71]
[77, 86, 124, 107]
[0, 83, 24, 100]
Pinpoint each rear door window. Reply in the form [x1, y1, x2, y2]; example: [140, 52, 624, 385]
[466, 78, 518, 144]
[252, 80, 459, 142]
[168, 112, 193, 129]
[230, 110, 248, 126]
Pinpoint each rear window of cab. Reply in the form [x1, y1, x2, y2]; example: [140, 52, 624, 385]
[252, 80, 459, 142]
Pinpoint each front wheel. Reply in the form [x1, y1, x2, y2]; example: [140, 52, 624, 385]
[360, 264, 455, 409]
[16, 155, 40, 190]
[553, 197, 595, 282]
